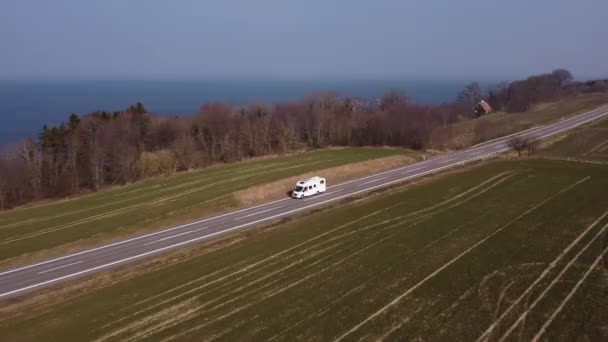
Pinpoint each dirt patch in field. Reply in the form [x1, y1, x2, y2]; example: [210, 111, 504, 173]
[233, 155, 416, 206]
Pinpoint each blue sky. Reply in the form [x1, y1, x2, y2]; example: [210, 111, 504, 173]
[1, 0, 607, 80]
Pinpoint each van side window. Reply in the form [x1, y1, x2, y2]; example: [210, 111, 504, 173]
[320, 180, 325, 184]
[314, 184, 317, 188]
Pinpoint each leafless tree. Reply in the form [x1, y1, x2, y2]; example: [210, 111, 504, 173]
[508, 137, 531, 157]
[458, 82, 482, 109]
[2, 68, 606, 209]
[20, 139, 43, 198]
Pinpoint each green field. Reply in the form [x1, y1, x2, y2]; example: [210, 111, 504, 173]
[2, 159, 607, 341]
[538, 117, 608, 163]
[0, 148, 414, 264]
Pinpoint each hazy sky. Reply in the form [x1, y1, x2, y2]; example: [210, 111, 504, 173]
[2, 0, 607, 80]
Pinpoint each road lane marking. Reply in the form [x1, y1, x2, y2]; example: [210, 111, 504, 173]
[1, 107, 607, 297]
[0, 149, 511, 299]
[37, 261, 83, 275]
[237, 207, 282, 220]
[360, 176, 389, 186]
[329, 106, 608, 191]
[307, 190, 343, 200]
[0, 198, 291, 277]
[143, 227, 209, 246]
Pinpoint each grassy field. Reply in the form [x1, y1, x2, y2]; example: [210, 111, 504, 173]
[2, 159, 607, 341]
[0, 148, 415, 265]
[431, 93, 608, 149]
[537, 116, 608, 163]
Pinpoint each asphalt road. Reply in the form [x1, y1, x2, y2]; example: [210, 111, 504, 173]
[1, 105, 607, 300]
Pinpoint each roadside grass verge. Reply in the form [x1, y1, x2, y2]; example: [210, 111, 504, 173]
[0, 147, 417, 265]
[536, 116, 608, 163]
[2, 159, 607, 341]
[430, 93, 608, 149]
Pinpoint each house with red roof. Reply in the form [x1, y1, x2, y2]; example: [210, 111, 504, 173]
[473, 100, 493, 117]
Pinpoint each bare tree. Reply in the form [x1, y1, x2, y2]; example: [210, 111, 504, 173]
[552, 69, 573, 86]
[527, 140, 538, 156]
[458, 82, 482, 108]
[508, 137, 531, 157]
[3, 67, 602, 209]
[20, 139, 43, 198]
[172, 134, 199, 170]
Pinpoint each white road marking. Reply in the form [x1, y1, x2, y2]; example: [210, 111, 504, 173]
[238, 207, 282, 220]
[308, 190, 343, 200]
[0, 197, 291, 277]
[360, 176, 389, 186]
[1, 107, 607, 298]
[37, 261, 83, 275]
[0, 150, 517, 298]
[143, 227, 209, 246]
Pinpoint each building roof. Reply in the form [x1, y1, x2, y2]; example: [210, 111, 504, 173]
[477, 100, 492, 112]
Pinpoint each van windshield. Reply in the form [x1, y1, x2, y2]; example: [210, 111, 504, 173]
[294, 186, 304, 192]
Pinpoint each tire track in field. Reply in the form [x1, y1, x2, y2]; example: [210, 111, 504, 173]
[103, 203, 406, 327]
[121, 220, 414, 342]
[494, 219, 608, 342]
[1, 159, 333, 244]
[376, 305, 426, 342]
[584, 137, 608, 156]
[111, 246, 347, 342]
[0, 160, 291, 231]
[531, 244, 608, 342]
[130, 260, 252, 308]
[125, 197, 484, 336]
[100, 171, 515, 337]
[320, 171, 515, 247]
[97, 261, 252, 332]
[397, 171, 515, 221]
[0, 171, 216, 231]
[124, 240, 339, 334]
[477, 208, 608, 341]
[102, 226, 354, 334]
[0, 172, 261, 244]
[350, 216, 489, 341]
[274, 217, 486, 342]
[432, 286, 478, 338]
[108, 237, 350, 329]
[167, 210, 488, 340]
[320, 171, 514, 248]
[327, 170, 513, 252]
[334, 177, 589, 342]
[0, 175, 222, 234]
[162, 231, 402, 342]
[204, 315, 259, 342]
[0, 158, 291, 222]
[266, 276, 379, 341]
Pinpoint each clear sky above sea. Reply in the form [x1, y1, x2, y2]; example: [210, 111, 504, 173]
[1, 0, 607, 81]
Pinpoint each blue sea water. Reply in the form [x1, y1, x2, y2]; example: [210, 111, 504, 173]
[0, 79, 467, 145]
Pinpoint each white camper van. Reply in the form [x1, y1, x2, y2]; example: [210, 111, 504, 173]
[291, 176, 326, 199]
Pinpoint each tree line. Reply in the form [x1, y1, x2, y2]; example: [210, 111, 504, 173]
[0, 69, 605, 209]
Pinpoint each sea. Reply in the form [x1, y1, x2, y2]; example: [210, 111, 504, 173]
[0, 79, 469, 146]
